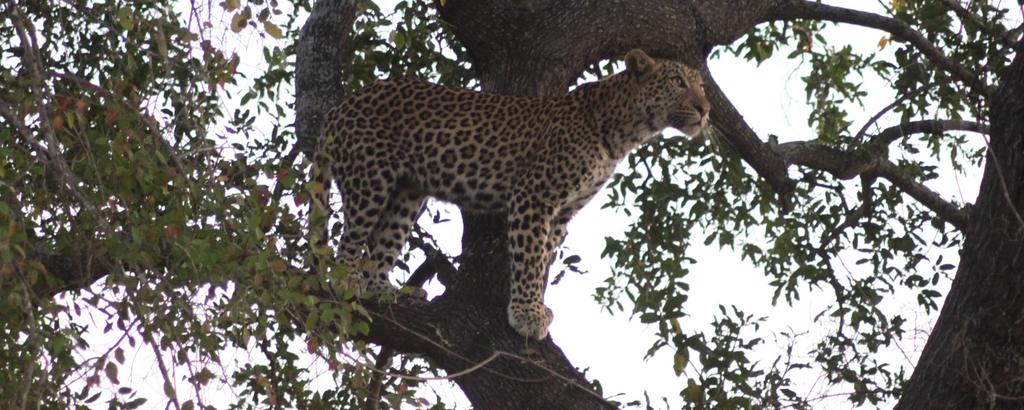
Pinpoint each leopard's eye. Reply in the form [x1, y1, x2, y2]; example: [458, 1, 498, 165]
[670, 76, 685, 88]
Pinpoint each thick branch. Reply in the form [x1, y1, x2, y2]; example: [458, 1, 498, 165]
[773, 141, 970, 230]
[896, 39, 1024, 410]
[703, 71, 797, 196]
[438, 0, 787, 93]
[31, 248, 116, 296]
[768, 0, 995, 98]
[875, 160, 970, 229]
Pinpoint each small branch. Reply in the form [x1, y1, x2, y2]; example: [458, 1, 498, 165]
[869, 119, 990, 147]
[853, 84, 930, 142]
[406, 234, 458, 287]
[366, 347, 392, 410]
[937, 0, 1021, 49]
[818, 174, 877, 252]
[876, 160, 970, 230]
[768, 0, 995, 98]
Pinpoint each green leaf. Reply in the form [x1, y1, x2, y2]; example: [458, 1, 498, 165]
[117, 7, 134, 31]
[105, 362, 119, 384]
[264, 21, 283, 39]
[306, 310, 320, 330]
[389, 31, 406, 49]
[231, 10, 248, 33]
[685, 378, 701, 401]
[673, 349, 688, 376]
[125, 398, 147, 409]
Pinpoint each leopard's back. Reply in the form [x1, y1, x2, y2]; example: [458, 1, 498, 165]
[321, 78, 560, 210]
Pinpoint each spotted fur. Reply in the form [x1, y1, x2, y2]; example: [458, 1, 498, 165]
[313, 50, 710, 340]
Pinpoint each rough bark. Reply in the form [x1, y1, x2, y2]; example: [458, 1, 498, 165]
[895, 40, 1024, 410]
[294, 0, 359, 152]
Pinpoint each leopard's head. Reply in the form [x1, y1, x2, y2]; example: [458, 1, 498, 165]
[625, 50, 711, 137]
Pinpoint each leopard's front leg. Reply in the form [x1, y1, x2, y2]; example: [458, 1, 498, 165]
[506, 194, 556, 340]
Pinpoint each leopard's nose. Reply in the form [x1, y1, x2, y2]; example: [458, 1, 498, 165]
[695, 102, 710, 117]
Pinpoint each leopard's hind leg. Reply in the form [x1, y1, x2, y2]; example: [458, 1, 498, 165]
[335, 164, 398, 295]
[364, 187, 427, 297]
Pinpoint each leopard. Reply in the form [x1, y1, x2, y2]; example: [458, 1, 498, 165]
[312, 49, 711, 340]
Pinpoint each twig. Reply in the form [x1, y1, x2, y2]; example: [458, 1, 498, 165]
[818, 174, 877, 252]
[937, 0, 1021, 49]
[852, 84, 930, 142]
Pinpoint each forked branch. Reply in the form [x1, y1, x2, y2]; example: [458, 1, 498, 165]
[770, 139, 972, 230]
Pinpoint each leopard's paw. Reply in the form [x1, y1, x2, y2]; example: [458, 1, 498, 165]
[341, 272, 369, 295]
[507, 301, 554, 340]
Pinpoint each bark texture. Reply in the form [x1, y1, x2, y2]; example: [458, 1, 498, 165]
[294, 0, 359, 152]
[894, 40, 1024, 410]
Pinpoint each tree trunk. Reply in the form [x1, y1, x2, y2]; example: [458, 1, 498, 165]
[294, 0, 359, 152]
[895, 39, 1024, 409]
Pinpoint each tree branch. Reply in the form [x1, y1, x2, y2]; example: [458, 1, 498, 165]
[869, 119, 989, 147]
[7, 2, 111, 235]
[773, 142, 876, 180]
[294, 0, 359, 152]
[937, 0, 1022, 50]
[876, 160, 970, 229]
[768, 0, 995, 98]
[702, 70, 797, 196]
[773, 141, 970, 230]
[818, 174, 877, 252]
[853, 83, 930, 142]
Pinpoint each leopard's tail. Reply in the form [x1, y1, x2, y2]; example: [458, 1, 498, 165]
[309, 148, 334, 258]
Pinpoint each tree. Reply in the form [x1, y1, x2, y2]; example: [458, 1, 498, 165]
[2, 0, 1022, 409]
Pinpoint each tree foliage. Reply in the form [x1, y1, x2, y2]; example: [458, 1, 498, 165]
[1, 0, 1021, 409]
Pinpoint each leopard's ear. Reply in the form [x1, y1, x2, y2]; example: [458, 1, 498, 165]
[625, 50, 657, 77]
